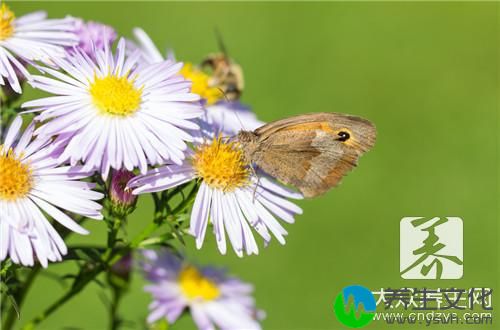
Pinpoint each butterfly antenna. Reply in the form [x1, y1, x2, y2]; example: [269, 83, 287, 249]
[226, 101, 246, 132]
[250, 165, 262, 202]
[215, 86, 246, 132]
[233, 106, 246, 132]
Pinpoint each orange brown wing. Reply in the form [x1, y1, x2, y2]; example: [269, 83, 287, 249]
[250, 113, 376, 197]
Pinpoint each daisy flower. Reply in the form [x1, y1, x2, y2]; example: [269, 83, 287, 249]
[129, 137, 303, 257]
[66, 18, 117, 58]
[129, 28, 224, 105]
[0, 3, 77, 93]
[179, 62, 224, 106]
[22, 38, 204, 178]
[142, 249, 263, 330]
[126, 27, 167, 65]
[0, 116, 103, 267]
[129, 28, 263, 138]
[199, 101, 264, 138]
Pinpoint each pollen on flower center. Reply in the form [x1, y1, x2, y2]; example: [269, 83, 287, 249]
[90, 74, 142, 116]
[0, 147, 32, 201]
[192, 137, 250, 192]
[179, 266, 220, 301]
[180, 63, 223, 105]
[0, 4, 15, 41]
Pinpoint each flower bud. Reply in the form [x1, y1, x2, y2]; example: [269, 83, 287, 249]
[67, 18, 117, 59]
[107, 252, 132, 291]
[109, 170, 137, 216]
[111, 252, 132, 282]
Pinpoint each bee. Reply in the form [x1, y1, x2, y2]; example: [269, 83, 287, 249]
[201, 32, 245, 101]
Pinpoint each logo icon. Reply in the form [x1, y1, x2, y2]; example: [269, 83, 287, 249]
[400, 217, 463, 279]
[333, 285, 376, 328]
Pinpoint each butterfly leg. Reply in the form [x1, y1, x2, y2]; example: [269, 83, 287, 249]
[249, 164, 261, 202]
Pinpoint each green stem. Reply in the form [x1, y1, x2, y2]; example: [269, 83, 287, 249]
[19, 181, 195, 329]
[2, 267, 41, 330]
[108, 287, 123, 330]
[20, 217, 162, 330]
[171, 182, 198, 214]
[1, 216, 88, 330]
[21, 265, 104, 330]
[103, 215, 125, 262]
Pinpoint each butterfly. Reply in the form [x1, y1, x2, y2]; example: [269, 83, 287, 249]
[236, 112, 376, 198]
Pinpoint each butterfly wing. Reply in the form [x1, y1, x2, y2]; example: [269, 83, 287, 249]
[250, 113, 376, 197]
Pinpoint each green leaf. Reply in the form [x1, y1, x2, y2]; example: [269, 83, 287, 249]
[65, 247, 106, 262]
[138, 233, 175, 248]
[149, 319, 169, 330]
[0, 259, 13, 277]
[7, 293, 20, 320]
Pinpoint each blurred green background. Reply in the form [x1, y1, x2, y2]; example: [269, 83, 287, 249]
[6, 1, 499, 329]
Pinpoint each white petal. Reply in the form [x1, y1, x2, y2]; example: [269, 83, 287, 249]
[30, 195, 89, 235]
[3, 116, 23, 150]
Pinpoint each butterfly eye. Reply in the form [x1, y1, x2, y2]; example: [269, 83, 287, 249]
[337, 131, 350, 142]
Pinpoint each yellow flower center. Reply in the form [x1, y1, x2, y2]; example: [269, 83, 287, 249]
[179, 266, 220, 301]
[180, 62, 223, 105]
[0, 3, 15, 41]
[89, 74, 142, 116]
[192, 137, 250, 192]
[0, 147, 32, 201]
